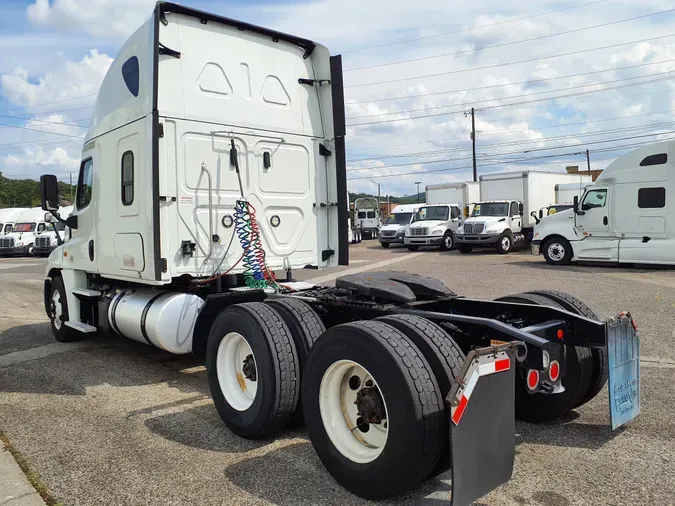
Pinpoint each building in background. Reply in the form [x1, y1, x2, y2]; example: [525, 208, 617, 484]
[566, 165, 604, 182]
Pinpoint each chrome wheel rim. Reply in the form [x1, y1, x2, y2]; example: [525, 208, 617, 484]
[501, 237, 511, 250]
[547, 242, 565, 261]
[51, 290, 63, 330]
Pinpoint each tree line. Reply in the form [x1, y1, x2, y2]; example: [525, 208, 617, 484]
[0, 173, 75, 208]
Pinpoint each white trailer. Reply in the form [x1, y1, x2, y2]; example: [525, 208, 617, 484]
[0, 207, 51, 256]
[0, 207, 28, 235]
[455, 171, 591, 254]
[353, 196, 380, 239]
[533, 141, 675, 266]
[555, 182, 591, 205]
[36, 3, 639, 502]
[426, 182, 479, 216]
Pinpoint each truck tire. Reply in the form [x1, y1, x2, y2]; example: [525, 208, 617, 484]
[524, 290, 607, 408]
[48, 276, 80, 343]
[457, 243, 473, 254]
[375, 314, 464, 395]
[265, 299, 325, 424]
[542, 237, 573, 265]
[496, 231, 513, 254]
[381, 242, 390, 248]
[302, 320, 444, 500]
[407, 245, 420, 251]
[206, 302, 300, 439]
[440, 232, 454, 251]
[494, 293, 593, 422]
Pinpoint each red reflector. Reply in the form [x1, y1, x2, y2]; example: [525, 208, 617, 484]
[631, 318, 638, 331]
[549, 361, 560, 382]
[527, 370, 539, 390]
[556, 329, 564, 339]
[495, 358, 510, 372]
[452, 395, 469, 425]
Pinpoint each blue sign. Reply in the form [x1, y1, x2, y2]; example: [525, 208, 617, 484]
[607, 315, 640, 430]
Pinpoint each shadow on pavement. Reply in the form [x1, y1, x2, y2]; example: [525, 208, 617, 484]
[143, 403, 270, 454]
[516, 413, 621, 450]
[0, 328, 208, 397]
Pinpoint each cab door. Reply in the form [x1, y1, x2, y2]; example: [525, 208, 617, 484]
[67, 148, 99, 273]
[574, 188, 619, 261]
[510, 201, 522, 232]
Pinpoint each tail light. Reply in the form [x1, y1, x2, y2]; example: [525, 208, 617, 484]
[526, 369, 539, 391]
[548, 361, 560, 382]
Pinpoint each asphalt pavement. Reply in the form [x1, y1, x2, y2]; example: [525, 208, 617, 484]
[1, 246, 674, 505]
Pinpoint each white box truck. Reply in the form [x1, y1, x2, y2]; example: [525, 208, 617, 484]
[0, 207, 28, 235]
[353, 196, 380, 239]
[555, 181, 591, 205]
[426, 182, 480, 216]
[0, 207, 51, 256]
[36, 3, 639, 502]
[455, 171, 592, 254]
[533, 141, 675, 266]
[378, 203, 419, 247]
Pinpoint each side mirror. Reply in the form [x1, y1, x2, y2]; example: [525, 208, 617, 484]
[65, 215, 78, 230]
[573, 196, 579, 214]
[530, 211, 540, 225]
[518, 202, 524, 215]
[40, 175, 60, 212]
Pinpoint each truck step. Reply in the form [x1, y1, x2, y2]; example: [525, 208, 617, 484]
[71, 288, 102, 298]
[64, 321, 97, 333]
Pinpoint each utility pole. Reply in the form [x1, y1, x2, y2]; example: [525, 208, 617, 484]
[586, 149, 591, 176]
[415, 181, 421, 203]
[471, 107, 477, 182]
[377, 182, 381, 219]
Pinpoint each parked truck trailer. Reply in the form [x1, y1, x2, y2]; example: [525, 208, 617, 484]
[426, 182, 479, 216]
[37, 3, 639, 503]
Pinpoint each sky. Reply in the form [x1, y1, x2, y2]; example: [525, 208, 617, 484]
[1, 0, 675, 196]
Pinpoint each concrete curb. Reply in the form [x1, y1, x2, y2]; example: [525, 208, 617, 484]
[0, 443, 45, 506]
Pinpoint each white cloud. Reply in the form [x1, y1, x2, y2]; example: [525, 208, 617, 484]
[26, 0, 155, 39]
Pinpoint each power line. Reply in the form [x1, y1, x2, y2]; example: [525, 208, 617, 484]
[0, 122, 84, 139]
[345, 59, 675, 105]
[347, 136, 675, 180]
[0, 95, 97, 113]
[348, 121, 675, 162]
[341, 0, 609, 54]
[346, 69, 675, 120]
[346, 129, 675, 173]
[345, 8, 675, 72]
[0, 113, 88, 128]
[345, 32, 675, 88]
[0, 137, 83, 149]
[347, 75, 675, 126]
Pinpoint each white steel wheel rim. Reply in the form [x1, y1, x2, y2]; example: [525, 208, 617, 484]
[444, 235, 453, 249]
[51, 290, 63, 330]
[319, 360, 389, 464]
[548, 242, 565, 261]
[502, 236, 511, 250]
[216, 332, 258, 411]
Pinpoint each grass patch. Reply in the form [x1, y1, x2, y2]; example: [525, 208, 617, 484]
[0, 431, 63, 506]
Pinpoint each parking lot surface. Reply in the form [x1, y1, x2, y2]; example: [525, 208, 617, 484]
[1, 245, 674, 505]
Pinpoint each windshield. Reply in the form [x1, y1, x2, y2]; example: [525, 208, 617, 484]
[14, 223, 36, 233]
[415, 206, 449, 221]
[385, 212, 413, 225]
[357, 211, 366, 219]
[3, 224, 12, 233]
[471, 203, 509, 217]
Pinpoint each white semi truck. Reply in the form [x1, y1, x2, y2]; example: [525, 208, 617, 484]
[378, 203, 418, 247]
[455, 171, 592, 254]
[0, 207, 28, 235]
[37, 3, 639, 502]
[0, 207, 51, 256]
[533, 141, 675, 266]
[426, 182, 480, 217]
[34, 205, 73, 256]
[353, 196, 380, 239]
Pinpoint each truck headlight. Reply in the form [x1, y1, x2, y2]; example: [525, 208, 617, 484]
[431, 229, 444, 236]
[15, 241, 24, 247]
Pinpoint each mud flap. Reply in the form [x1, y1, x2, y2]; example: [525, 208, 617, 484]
[447, 344, 519, 506]
[607, 313, 640, 430]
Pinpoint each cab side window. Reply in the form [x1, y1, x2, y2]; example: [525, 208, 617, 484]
[77, 158, 94, 210]
[510, 202, 519, 217]
[581, 189, 607, 210]
[121, 151, 134, 206]
[451, 206, 460, 219]
[37, 223, 46, 234]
